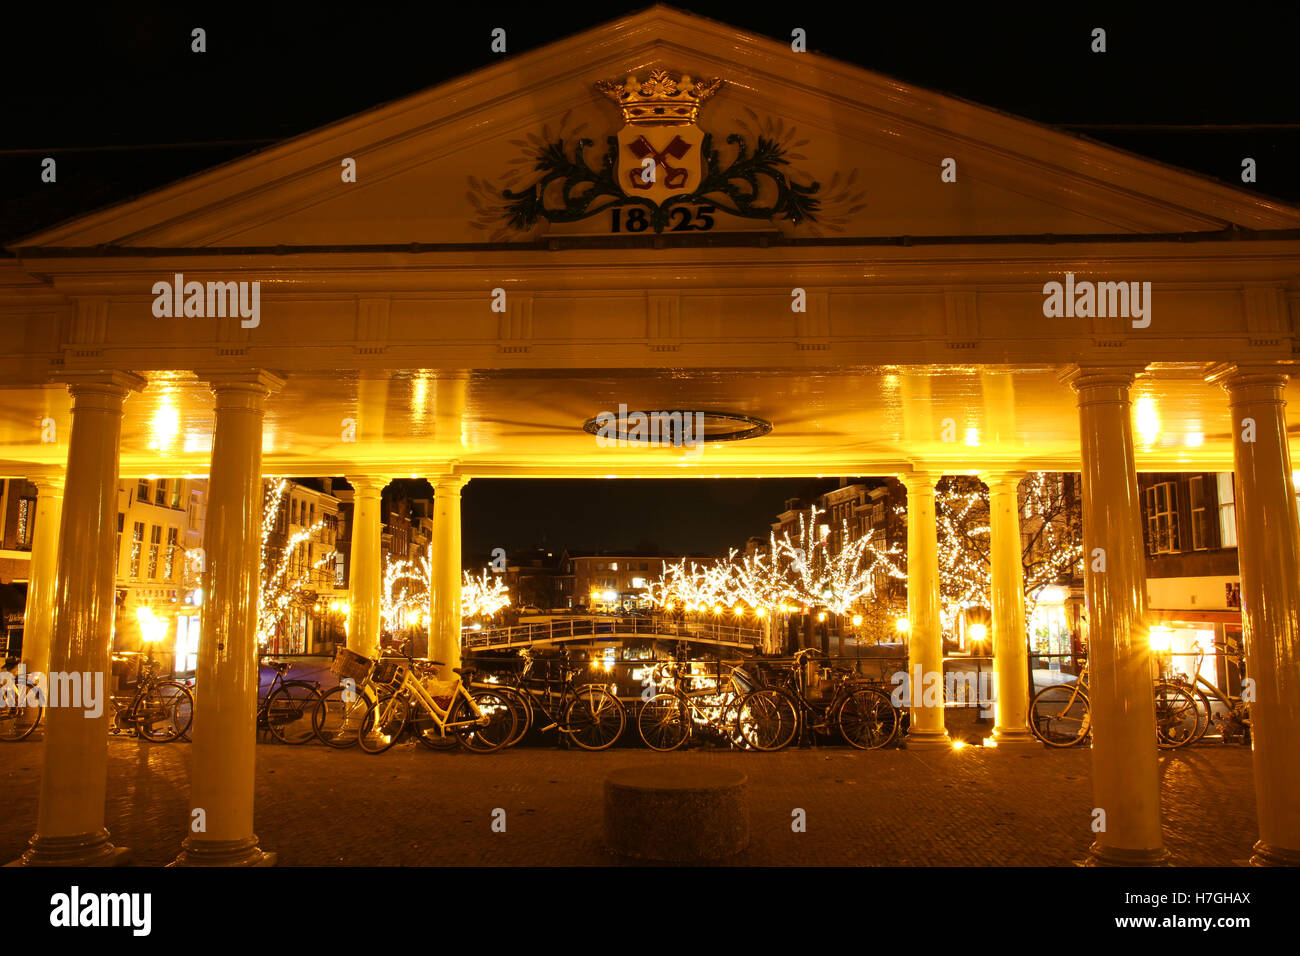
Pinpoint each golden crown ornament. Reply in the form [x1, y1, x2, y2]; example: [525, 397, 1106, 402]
[595, 69, 722, 126]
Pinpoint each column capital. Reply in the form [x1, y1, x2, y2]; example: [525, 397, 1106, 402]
[1057, 363, 1147, 394]
[897, 471, 941, 493]
[981, 471, 1027, 493]
[52, 370, 148, 402]
[344, 475, 390, 496]
[31, 475, 66, 495]
[1205, 362, 1292, 394]
[195, 369, 286, 396]
[431, 475, 470, 494]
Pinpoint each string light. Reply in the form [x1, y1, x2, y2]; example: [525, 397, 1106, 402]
[641, 475, 1083, 645]
[380, 547, 512, 626]
[257, 480, 337, 649]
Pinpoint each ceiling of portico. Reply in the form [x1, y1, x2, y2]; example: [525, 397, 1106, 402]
[0, 365, 1278, 481]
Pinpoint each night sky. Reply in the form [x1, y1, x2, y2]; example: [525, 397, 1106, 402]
[4, 4, 1298, 558]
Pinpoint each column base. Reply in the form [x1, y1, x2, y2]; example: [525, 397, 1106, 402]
[1249, 839, 1300, 866]
[988, 728, 1042, 749]
[6, 829, 131, 867]
[903, 729, 952, 750]
[169, 835, 277, 867]
[1077, 840, 1171, 867]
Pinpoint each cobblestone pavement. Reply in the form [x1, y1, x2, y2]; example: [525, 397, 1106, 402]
[0, 734, 1259, 866]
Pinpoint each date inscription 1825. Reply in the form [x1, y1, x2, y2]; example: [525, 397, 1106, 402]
[610, 204, 716, 233]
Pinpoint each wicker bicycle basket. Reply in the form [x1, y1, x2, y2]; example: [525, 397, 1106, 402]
[331, 646, 373, 683]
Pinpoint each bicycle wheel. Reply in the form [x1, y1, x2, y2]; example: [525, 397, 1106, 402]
[836, 687, 899, 750]
[265, 681, 323, 744]
[738, 687, 800, 751]
[1189, 686, 1213, 744]
[719, 695, 749, 749]
[563, 686, 626, 751]
[314, 683, 380, 749]
[412, 696, 461, 750]
[137, 682, 194, 742]
[359, 693, 409, 753]
[1029, 682, 1090, 747]
[454, 690, 516, 753]
[1154, 682, 1199, 749]
[638, 691, 691, 751]
[487, 685, 531, 747]
[0, 681, 42, 741]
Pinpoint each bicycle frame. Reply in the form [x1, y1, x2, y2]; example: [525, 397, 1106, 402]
[655, 661, 740, 730]
[509, 654, 578, 725]
[390, 667, 487, 740]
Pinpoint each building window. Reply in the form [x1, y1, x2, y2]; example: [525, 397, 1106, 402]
[1217, 473, 1238, 548]
[130, 522, 145, 577]
[148, 525, 162, 579]
[335, 554, 345, 586]
[309, 503, 315, 527]
[137, 479, 150, 503]
[155, 479, 168, 506]
[15, 497, 35, 548]
[165, 527, 179, 580]
[171, 480, 183, 509]
[1144, 482, 1180, 555]
[291, 499, 299, 526]
[1188, 476, 1212, 551]
[117, 513, 125, 564]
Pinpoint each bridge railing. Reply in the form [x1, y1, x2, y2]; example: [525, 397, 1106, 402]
[463, 615, 764, 650]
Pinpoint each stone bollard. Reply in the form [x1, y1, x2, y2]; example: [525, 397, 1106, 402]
[604, 766, 749, 861]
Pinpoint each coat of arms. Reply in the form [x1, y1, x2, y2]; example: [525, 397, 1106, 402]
[594, 70, 720, 205]
[467, 68, 869, 237]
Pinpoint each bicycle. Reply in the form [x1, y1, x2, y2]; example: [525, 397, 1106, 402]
[1028, 659, 1200, 749]
[1168, 637, 1252, 745]
[636, 657, 748, 751]
[737, 648, 900, 751]
[487, 645, 625, 751]
[0, 657, 43, 742]
[108, 653, 194, 743]
[314, 647, 397, 749]
[257, 656, 323, 745]
[357, 658, 516, 754]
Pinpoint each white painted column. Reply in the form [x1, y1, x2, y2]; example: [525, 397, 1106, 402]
[1063, 365, 1167, 865]
[1209, 364, 1300, 865]
[13, 372, 144, 866]
[984, 473, 1038, 747]
[20, 477, 66, 681]
[344, 476, 386, 660]
[901, 472, 949, 749]
[172, 371, 282, 867]
[430, 476, 467, 677]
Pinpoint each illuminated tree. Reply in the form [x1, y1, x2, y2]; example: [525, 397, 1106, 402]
[462, 568, 511, 619]
[644, 504, 885, 652]
[861, 474, 1083, 633]
[379, 549, 512, 630]
[257, 480, 336, 650]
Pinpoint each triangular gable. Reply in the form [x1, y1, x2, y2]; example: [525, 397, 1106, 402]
[15, 4, 1300, 252]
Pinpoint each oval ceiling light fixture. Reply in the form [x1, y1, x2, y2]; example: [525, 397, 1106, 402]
[582, 409, 772, 445]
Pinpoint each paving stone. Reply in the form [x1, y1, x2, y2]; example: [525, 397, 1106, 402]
[0, 737, 1259, 866]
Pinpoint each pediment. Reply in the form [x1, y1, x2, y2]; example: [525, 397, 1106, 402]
[15, 5, 1300, 252]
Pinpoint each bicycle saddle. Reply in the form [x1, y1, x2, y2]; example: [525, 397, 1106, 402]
[452, 666, 474, 680]
[266, 660, 290, 674]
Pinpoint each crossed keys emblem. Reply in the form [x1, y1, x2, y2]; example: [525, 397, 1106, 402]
[626, 134, 692, 191]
